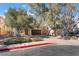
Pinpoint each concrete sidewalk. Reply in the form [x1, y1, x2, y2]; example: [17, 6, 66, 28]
[44, 37, 79, 45]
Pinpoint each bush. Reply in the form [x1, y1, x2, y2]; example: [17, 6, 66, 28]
[4, 37, 32, 45]
[15, 37, 32, 43]
[4, 38, 17, 45]
[32, 38, 43, 42]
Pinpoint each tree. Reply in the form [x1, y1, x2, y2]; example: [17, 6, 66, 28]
[46, 3, 61, 36]
[59, 3, 77, 39]
[29, 3, 49, 28]
[4, 8, 34, 36]
[29, 3, 62, 36]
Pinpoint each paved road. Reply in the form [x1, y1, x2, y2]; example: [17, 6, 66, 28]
[0, 44, 79, 56]
[1, 38, 79, 56]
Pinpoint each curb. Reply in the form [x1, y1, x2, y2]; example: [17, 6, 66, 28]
[0, 42, 53, 51]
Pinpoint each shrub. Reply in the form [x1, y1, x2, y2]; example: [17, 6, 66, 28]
[4, 37, 32, 45]
[4, 38, 17, 45]
[32, 38, 43, 42]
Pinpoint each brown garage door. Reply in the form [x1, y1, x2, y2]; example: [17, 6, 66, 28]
[32, 30, 41, 35]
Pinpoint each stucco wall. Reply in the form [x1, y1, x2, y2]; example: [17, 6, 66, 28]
[0, 16, 9, 36]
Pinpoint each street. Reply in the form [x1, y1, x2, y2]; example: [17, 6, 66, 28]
[0, 38, 79, 56]
[0, 43, 79, 56]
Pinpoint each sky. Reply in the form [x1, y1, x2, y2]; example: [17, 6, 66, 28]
[0, 3, 29, 16]
[0, 3, 79, 17]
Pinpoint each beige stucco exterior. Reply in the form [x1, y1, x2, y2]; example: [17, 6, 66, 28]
[0, 16, 9, 35]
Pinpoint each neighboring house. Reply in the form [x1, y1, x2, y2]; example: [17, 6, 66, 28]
[0, 16, 49, 36]
[73, 22, 79, 31]
[72, 17, 79, 33]
[29, 27, 49, 35]
[0, 16, 9, 36]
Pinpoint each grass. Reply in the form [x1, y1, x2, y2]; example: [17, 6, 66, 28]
[32, 37, 43, 42]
